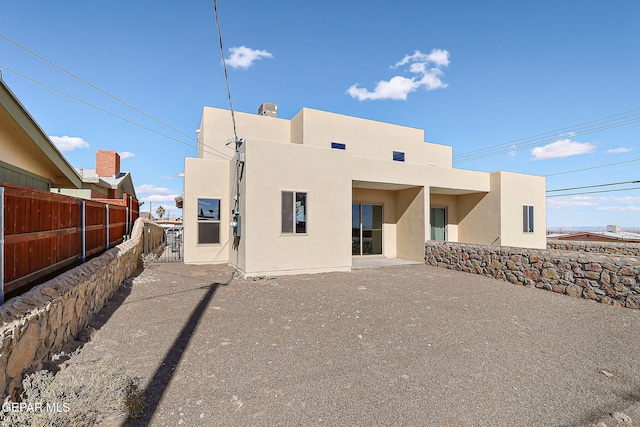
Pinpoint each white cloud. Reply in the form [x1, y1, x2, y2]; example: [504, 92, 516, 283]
[119, 151, 135, 159]
[227, 46, 273, 69]
[392, 49, 450, 68]
[142, 194, 180, 203]
[608, 196, 640, 203]
[347, 49, 450, 101]
[508, 144, 517, 157]
[547, 196, 600, 208]
[531, 138, 596, 160]
[136, 184, 174, 196]
[50, 135, 90, 152]
[596, 206, 640, 212]
[606, 147, 633, 154]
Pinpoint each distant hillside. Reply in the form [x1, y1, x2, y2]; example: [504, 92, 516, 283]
[547, 226, 640, 233]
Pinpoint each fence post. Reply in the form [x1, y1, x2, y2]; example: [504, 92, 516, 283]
[81, 200, 86, 262]
[105, 204, 110, 249]
[125, 206, 129, 239]
[0, 186, 5, 305]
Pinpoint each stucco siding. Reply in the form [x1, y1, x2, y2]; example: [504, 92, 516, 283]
[183, 157, 231, 264]
[240, 139, 351, 276]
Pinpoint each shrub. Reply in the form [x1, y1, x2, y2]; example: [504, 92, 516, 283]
[0, 362, 145, 426]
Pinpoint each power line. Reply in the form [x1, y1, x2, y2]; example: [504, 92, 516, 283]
[546, 186, 640, 198]
[0, 33, 197, 142]
[453, 110, 640, 164]
[212, 0, 243, 233]
[0, 65, 232, 161]
[547, 180, 640, 193]
[455, 108, 640, 159]
[545, 157, 640, 177]
[0, 34, 233, 161]
[212, 0, 238, 143]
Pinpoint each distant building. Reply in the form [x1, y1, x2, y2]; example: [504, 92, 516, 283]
[549, 229, 640, 243]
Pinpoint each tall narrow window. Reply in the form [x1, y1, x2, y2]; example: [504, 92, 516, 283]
[282, 191, 307, 234]
[523, 205, 534, 233]
[393, 151, 405, 162]
[198, 198, 221, 243]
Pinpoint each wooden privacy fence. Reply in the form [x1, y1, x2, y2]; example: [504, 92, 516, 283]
[0, 183, 139, 303]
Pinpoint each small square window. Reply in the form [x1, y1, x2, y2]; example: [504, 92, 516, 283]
[393, 151, 405, 162]
[331, 142, 346, 150]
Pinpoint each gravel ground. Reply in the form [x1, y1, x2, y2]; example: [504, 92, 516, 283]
[60, 261, 639, 426]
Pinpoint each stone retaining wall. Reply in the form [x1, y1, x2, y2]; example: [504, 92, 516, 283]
[0, 218, 165, 399]
[425, 241, 640, 309]
[547, 239, 640, 256]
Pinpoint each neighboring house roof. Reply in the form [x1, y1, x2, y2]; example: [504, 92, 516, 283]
[0, 78, 82, 188]
[550, 231, 640, 243]
[139, 211, 154, 220]
[77, 168, 137, 199]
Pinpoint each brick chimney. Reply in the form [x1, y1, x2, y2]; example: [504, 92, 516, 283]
[96, 150, 120, 178]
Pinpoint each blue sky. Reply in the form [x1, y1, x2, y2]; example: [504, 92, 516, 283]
[1, 1, 639, 228]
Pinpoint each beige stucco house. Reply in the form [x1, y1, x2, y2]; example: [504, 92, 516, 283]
[183, 105, 546, 277]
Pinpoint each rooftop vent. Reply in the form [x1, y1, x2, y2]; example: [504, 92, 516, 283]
[258, 102, 278, 118]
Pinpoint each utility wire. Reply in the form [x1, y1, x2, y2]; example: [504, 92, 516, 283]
[546, 186, 640, 198]
[455, 108, 640, 159]
[453, 110, 640, 163]
[212, 0, 238, 143]
[0, 33, 196, 142]
[547, 180, 640, 193]
[545, 157, 640, 177]
[454, 116, 640, 163]
[0, 34, 233, 161]
[0, 66, 232, 161]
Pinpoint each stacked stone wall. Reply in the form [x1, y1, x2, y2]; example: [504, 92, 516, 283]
[0, 219, 165, 398]
[425, 241, 640, 309]
[547, 239, 640, 256]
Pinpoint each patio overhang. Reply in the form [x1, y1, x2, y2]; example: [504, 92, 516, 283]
[430, 186, 489, 196]
[352, 180, 419, 191]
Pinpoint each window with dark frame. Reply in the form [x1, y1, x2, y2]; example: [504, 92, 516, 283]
[523, 205, 534, 233]
[393, 151, 405, 162]
[197, 198, 221, 244]
[331, 142, 346, 150]
[282, 191, 307, 234]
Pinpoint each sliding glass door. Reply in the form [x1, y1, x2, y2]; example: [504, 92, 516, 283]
[352, 204, 383, 255]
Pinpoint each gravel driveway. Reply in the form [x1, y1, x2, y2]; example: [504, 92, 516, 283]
[64, 262, 639, 426]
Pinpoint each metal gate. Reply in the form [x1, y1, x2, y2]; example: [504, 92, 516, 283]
[158, 226, 183, 262]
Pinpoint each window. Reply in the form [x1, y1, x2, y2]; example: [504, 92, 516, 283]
[331, 142, 346, 150]
[393, 151, 405, 162]
[523, 205, 534, 233]
[198, 198, 221, 244]
[282, 191, 307, 234]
